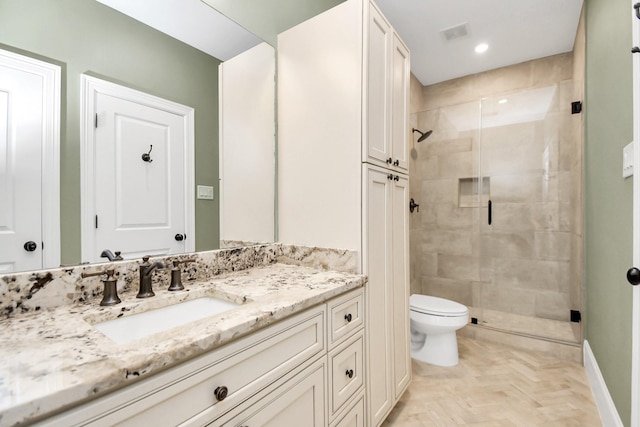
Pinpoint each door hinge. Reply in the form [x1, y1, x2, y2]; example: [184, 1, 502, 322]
[95, 215, 98, 229]
[570, 310, 581, 323]
[95, 113, 98, 128]
[571, 101, 582, 114]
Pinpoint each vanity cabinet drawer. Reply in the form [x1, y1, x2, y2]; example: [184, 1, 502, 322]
[40, 306, 325, 427]
[331, 394, 365, 427]
[328, 332, 364, 418]
[216, 357, 327, 427]
[328, 288, 364, 348]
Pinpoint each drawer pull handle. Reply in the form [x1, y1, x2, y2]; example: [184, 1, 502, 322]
[346, 369, 354, 379]
[214, 386, 229, 402]
[344, 313, 353, 323]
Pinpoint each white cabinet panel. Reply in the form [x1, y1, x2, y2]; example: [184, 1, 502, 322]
[329, 333, 364, 418]
[390, 34, 410, 172]
[364, 166, 393, 426]
[366, 3, 392, 166]
[391, 175, 411, 397]
[328, 288, 364, 348]
[220, 357, 326, 427]
[331, 395, 365, 427]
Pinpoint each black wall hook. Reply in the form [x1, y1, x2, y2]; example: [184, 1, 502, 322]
[142, 145, 153, 162]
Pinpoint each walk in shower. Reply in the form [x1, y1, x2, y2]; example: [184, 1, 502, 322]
[409, 80, 583, 346]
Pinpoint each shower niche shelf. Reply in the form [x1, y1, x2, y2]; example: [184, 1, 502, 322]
[458, 177, 490, 208]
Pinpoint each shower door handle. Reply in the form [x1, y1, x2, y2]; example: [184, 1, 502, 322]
[488, 200, 492, 225]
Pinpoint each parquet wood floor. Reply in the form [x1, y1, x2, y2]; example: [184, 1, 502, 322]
[383, 336, 601, 426]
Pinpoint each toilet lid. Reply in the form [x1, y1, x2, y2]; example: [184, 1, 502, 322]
[409, 294, 468, 316]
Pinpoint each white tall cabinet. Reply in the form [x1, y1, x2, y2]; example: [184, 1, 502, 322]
[278, 0, 411, 425]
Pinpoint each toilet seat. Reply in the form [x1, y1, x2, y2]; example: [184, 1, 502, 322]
[410, 294, 468, 317]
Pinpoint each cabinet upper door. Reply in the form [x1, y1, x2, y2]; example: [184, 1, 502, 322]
[390, 34, 410, 172]
[366, 2, 392, 166]
[365, 1, 410, 173]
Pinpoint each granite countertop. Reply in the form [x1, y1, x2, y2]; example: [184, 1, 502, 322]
[0, 263, 365, 426]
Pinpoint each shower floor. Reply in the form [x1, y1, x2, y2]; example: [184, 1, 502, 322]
[463, 307, 582, 362]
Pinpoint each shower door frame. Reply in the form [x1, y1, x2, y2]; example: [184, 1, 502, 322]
[630, 0, 640, 423]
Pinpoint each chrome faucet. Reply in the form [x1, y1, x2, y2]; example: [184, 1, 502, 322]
[137, 256, 166, 298]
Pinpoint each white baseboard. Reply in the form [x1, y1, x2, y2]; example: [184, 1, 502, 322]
[584, 340, 624, 426]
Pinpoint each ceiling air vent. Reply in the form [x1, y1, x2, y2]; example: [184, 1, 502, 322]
[441, 23, 469, 41]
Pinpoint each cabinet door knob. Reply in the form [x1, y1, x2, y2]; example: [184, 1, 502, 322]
[214, 386, 229, 401]
[386, 157, 393, 164]
[346, 369, 354, 379]
[344, 313, 352, 323]
[393, 159, 399, 166]
[387, 174, 393, 180]
[393, 175, 399, 181]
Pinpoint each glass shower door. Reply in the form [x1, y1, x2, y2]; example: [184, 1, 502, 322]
[476, 82, 582, 344]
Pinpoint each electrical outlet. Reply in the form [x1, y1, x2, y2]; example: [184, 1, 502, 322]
[197, 185, 214, 200]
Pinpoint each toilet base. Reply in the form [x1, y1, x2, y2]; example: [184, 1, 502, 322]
[411, 331, 459, 367]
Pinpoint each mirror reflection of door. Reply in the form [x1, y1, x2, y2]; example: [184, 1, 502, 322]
[0, 49, 60, 273]
[81, 76, 195, 263]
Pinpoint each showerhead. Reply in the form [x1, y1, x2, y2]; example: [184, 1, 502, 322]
[412, 128, 432, 142]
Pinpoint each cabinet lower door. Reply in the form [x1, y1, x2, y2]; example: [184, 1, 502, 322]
[364, 166, 393, 426]
[220, 361, 326, 427]
[391, 175, 411, 397]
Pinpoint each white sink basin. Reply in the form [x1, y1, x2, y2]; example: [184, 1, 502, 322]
[93, 297, 240, 344]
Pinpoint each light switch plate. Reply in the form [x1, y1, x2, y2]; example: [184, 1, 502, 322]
[197, 185, 214, 200]
[623, 141, 634, 179]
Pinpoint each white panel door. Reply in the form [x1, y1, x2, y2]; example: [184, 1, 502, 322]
[391, 174, 411, 398]
[390, 34, 410, 172]
[0, 50, 59, 273]
[81, 75, 194, 263]
[364, 166, 393, 426]
[366, 2, 392, 166]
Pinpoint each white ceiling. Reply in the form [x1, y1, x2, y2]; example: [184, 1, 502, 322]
[96, 0, 584, 86]
[376, 0, 584, 85]
[95, 0, 262, 61]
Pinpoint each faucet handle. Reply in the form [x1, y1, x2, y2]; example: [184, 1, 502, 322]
[168, 258, 196, 292]
[81, 269, 121, 306]
[174, 258, 195, 267]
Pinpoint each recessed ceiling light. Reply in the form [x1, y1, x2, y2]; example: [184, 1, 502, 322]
[498, 98, 508, 104]
[475, 43, 489, 54]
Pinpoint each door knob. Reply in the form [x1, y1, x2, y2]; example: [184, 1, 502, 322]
[24, 241, 37, 252]
[628, 267, 640, 285]
[174, 233, 185, 242]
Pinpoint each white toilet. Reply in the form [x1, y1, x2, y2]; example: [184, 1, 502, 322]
[409, 294, 469, 367]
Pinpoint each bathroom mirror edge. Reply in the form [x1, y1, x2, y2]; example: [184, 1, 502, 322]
[0, 0, 276, 273]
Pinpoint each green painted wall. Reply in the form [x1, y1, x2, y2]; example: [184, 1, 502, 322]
[206, 0, 345, 46]
[585, 0, 633, 423]
[0, 0, 221, 264]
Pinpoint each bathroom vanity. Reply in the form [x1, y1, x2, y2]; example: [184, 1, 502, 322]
[0, 245, 366, 427]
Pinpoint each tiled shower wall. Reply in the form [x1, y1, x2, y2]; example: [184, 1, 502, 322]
[409, 51, 583, 338]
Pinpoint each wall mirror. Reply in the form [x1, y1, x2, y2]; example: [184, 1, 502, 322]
[0, 0, 344, 274]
